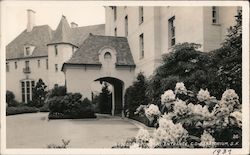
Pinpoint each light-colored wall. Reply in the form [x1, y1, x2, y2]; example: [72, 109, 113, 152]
[48, 44, 74, 89]
[65, 66, 135, 99]
[203, 6, 238, 52]
[65, 64, 135, 100]
[105, 6, 238, 76]
[6, 57, 49, 102]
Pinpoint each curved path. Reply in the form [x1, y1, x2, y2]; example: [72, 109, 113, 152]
[7, 113, 139, 148]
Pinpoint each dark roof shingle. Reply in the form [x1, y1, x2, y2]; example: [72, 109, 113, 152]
[6, 15, 105, 60]
[49, 16, 105, 46]
[6, 25, 53, 60]
[65, 34, 135, 66]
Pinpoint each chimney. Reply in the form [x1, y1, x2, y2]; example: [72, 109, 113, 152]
[27, 9, 36, 32]
[71, 22, 78, 28]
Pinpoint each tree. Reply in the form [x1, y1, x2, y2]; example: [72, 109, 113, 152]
[211, 10, 242, 100]
[124, 72, 149, 117]
[99, 82, 112, 114]
[31, 79, 47, 107]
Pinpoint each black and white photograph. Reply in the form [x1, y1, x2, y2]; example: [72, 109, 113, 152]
[0, 1, 249, 155]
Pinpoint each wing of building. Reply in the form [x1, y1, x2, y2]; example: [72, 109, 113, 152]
[6, 6, 240, 105]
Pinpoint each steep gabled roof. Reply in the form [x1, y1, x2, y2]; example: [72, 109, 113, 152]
[49, 16, 105, 46]
[6, 25, 53, 60]
[65, 34, 135, 67]
[6, 15, 105, 60]
[50, 15, 71, 44]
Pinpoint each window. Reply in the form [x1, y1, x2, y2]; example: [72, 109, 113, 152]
[37, 60, 40, 68]
[25, 61, 29, 68]
[168, 16, 175, 47]
[55, 64, 58, 72]
[25, 47, 31, 56]
[15, 62, 17, 69]
[6, 62, 9, 72]
[114, 27, 117, 36]
[139, 33, 144, 59]
[21, 80, 35, 103]
[139, 6, 144, 24]
[55, 45, 58, 56]
[46, 59, 48, 69]
[113, 6, 117, 21]
[125, 15, 128, 37]
[212, 6, 219, 24]
[104, 52, 112, 60]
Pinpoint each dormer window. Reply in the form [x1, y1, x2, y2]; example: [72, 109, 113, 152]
[24, 45, 35, 56]
[25, 47, 31, 56]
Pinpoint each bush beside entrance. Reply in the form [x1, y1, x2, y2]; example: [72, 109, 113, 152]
[48, 91, 96, 119]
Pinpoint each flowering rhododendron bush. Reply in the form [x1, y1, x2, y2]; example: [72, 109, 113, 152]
[113, 82, 241, 148]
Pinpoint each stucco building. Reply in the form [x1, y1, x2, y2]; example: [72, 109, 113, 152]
[6, 6, 240, 115]
[105, 6, 241, 76]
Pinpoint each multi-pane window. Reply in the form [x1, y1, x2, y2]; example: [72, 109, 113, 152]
[46, 59, 48, 69]
[55, 64, 58, 72]
[21, 80, 35, 103]
[139, 6, 144, 24]
[6, 62, 9, 72]
[15, 62, 17, 69]
[139, 33, 144, 59]
[55, 45, 58, 56]
[212, 6, 219, 24]
[125, 15, 128, 37]
[113, 6, 117, 21]
[114, 27, 117, 36]
[37, 60, 40, 68]
[168, 16, 175, 47]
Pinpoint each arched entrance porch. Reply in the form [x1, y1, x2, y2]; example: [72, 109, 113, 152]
[94, 77, 124, 116]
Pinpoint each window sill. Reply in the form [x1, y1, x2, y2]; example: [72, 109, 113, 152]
[212, 23, 221, 26]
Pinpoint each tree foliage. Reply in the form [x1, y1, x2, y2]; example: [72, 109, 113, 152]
[99, 82, 112, 114]
[124, 72, 149, 117]
[30, 79, 47, 107]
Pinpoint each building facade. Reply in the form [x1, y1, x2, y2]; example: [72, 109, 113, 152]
[6, 6, 239, 114]
[105, 6, 240, 76]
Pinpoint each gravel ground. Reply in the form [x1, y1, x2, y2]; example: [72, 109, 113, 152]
[6, 112, 139, 148]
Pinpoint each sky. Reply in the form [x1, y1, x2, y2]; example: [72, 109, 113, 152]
[3, 1, 105, 44]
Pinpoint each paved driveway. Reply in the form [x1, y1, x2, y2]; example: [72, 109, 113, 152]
[7, 113, 139, 148]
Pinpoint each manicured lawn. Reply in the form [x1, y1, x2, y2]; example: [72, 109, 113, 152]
[7, 113, 139, 148]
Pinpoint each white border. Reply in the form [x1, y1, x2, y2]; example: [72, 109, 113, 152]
[1, 1, 249, 155]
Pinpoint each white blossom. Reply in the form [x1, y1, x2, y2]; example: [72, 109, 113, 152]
[161, 90, 175, 105]
[173, 100, 188, 116]
[230, 111, 242, 127]
[197, 89, 211, 102]
[145, 104, 161, 121]
[175, 82, 187, 95]
[199, 131, 215, 148]
[136, 128, 150, 142]
[221, 89, 239, 102]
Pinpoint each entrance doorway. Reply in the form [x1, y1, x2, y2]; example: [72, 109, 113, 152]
[93, 77, 124, 116]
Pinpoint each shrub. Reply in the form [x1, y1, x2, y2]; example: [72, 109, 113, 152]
[6, 90, 19, 107]
[47, 139, 70, 149]
[47, 85, 67, 98]
[6, 106, 39, 115]
[48, 93, 96, 119]
[115, 82, 241, 148]
[124, 72, 149, 117]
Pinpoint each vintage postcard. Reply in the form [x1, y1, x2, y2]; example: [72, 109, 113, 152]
[0, 0, 249, 155]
